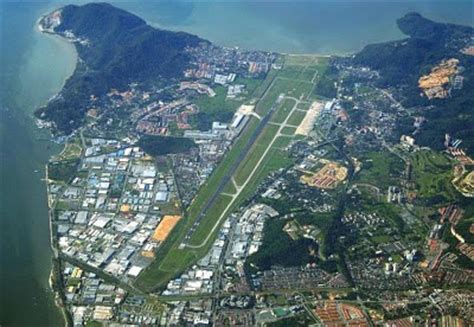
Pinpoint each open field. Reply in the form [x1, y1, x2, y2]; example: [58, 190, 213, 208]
[235, 147, 294, 204]
[190, 76, 265, 130]
[273, 136, 294, 149]
[271, 98, 297, 124]
[410, 150, 456, 202]
[193, 76, 263, 116]
[187, 194, 233, 243]
[280, 127, 296, 136]
[135, 55, 328, 291]
[285, 54, 329, 66]
[55, 140, 82, 161]
[222, 179, 237, 195]
[287, 109, 307, 126]
[354, 151, 405, 190]
[296, 101, 311, 110]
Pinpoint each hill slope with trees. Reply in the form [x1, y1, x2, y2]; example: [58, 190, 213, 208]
[36, 3, 207, 133]
[353, 13, 474, 152]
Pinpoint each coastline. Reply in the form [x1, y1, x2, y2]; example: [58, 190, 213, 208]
[37, 15, 78, 327]
[35, 14, 79, 109]
[45, 162, 72, 327]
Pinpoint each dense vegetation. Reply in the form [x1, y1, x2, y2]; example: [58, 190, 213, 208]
[353, 12, 474, 153]
[36, 3, 206, 133]
[314, 65, 338, 99]
[138, 135, 197, 156]
[48, 159, 80, 182]
[247, 218, 318, 271]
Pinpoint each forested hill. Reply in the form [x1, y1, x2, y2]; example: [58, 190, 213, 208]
[36, 3, 207, 134]
[353, 13, 474, 153]
[354, 12, 472, 87]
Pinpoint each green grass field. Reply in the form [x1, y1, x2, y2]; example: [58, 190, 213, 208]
[287, 110, 307, 126]
[193, 85, 239, 115]
[271, 98, 297, 124]
[354, 151, 405, 190]
[193, 77, 262, 116]
[255, 78, 314, 116]
[222, 180, 237, 195]
[278, 65, 304, 80]
[236, 147, 295, 205]
[298, 68, 318, 82]
[410, 150, 456, 202]
[296, 101, 311, 111]
[273, 135, 294, 148]
[280, 127, 296, 136]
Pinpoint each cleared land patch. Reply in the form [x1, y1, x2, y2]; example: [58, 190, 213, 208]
[453, 170, 474, 197]
[57, 142, 82, 160]
[152, 215, 181, 241]
[300, 160, 348, 189]
[295, 100, 324, 136]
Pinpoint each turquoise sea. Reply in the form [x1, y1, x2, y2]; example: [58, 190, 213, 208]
[0, 1, 472, 325]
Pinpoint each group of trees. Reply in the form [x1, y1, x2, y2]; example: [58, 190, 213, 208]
[246, 218, 318, 271]
[138, 135, 197, 156]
